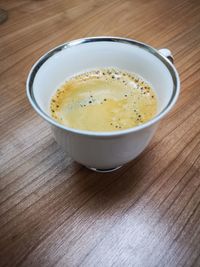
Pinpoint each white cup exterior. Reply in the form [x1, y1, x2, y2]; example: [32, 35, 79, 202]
[27, 37, 180, 170]
[52, 124, 158, 169]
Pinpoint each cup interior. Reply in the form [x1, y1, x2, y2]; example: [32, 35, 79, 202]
[30, 38, 176, 122]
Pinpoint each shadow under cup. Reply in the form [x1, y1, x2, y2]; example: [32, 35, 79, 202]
[27, 37, 180, 171]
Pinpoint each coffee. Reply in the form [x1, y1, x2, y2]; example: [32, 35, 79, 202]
[50, 68, 157, 131]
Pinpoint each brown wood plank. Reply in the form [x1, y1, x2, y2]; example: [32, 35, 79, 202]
[0, 0, 200, 266]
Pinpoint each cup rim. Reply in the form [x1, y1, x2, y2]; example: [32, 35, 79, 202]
[26, 36, 180, 137]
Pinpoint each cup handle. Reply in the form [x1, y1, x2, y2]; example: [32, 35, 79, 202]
[158, 48, 174, 63]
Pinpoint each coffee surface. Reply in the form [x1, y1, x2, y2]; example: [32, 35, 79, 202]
[50, 68, 157, 131]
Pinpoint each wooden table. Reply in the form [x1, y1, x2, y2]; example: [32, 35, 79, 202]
[0, 0, 200, 266]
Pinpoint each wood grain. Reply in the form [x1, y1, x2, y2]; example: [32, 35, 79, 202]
[0, 0, 200, 266]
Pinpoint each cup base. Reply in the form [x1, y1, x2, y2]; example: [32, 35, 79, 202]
[87, 166, 122, 173]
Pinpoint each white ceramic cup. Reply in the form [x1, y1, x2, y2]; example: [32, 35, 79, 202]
[27, 37, 180, 172]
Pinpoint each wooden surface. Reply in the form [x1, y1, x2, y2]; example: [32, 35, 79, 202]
[0, 0, 200, 266]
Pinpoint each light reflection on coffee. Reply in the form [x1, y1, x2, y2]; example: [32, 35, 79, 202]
[50, 68, 157, 131]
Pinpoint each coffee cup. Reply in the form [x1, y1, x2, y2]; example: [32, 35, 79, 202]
[27, 37, 180, 172]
